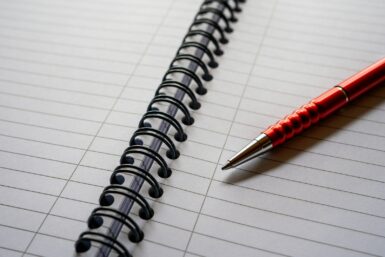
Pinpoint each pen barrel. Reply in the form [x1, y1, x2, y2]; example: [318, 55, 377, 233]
[339, 58, 385, 101]
[265, 87, 348, 147]
[265, 57, 385, 147]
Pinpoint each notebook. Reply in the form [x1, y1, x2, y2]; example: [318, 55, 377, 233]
[0, 0, 384, 256]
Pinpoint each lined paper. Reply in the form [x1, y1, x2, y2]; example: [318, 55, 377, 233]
[0, 0, 384, 257]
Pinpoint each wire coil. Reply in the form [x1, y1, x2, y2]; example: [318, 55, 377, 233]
[75, 1, 245, 256]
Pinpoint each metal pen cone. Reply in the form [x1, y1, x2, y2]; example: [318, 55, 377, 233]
[221, 134, 272, 170]
[221, 161, 232, 170]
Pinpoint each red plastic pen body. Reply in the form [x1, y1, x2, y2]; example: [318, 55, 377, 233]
[222, 58, 385, 170]
[265, 58, 385, 147]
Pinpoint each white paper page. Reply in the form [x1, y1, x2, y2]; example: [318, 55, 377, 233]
[1, 0, 385, 257]
[181, 1, 385, 257]
[0, 0, 209, 256]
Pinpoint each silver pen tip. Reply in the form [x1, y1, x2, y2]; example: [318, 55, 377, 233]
[221, 134, 273, 171]
[221, 161, 233, 170]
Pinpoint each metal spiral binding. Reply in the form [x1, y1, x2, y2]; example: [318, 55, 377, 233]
[75, 1, 245, 256]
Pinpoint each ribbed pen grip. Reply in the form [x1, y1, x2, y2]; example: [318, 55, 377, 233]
[264, 86, 350, 146]
[264, 102, 321, 146]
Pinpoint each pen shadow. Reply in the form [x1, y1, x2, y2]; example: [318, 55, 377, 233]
[225, 85, 385, 184]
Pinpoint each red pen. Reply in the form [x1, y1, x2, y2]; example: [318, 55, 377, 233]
[222, 58, 385, 170]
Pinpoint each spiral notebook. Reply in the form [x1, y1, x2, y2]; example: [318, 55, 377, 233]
[1, 0, 385, 256]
